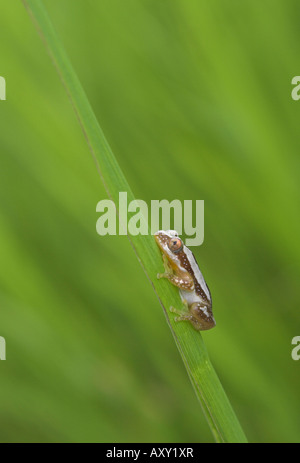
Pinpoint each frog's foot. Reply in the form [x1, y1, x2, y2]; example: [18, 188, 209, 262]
[170, 306, 183, 316]
[170, 299, 188, 312]
[169, 299, 189, 319]
[170, 305, 195, 323]
[157, 272, 169, 279]
[170, 302, 216, 331]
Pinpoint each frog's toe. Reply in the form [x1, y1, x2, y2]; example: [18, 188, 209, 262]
[169, 306, 182, 316]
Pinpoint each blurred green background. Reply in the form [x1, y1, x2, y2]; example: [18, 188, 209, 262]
[0, 0, 299, 443]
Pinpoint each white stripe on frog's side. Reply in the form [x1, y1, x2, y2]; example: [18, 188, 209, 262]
[183, 246, 211, 303]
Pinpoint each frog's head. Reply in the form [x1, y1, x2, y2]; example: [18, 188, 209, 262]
[154, 230, 184, 266]
[155, 230, 197, 279]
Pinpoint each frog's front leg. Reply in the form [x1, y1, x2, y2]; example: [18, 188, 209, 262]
[157, 265, 194, 291]
[161, 253, 173, 273]
[157, 254, 194, 291]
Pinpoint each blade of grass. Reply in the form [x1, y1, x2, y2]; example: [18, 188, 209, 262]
[22, 0, 247, 443]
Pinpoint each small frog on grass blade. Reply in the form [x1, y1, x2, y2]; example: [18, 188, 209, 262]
[155, 230, 216, 331]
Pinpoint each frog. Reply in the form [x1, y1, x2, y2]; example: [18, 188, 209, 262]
[155, 230, 216, 331]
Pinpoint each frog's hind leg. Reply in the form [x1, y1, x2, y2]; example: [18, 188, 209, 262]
[170, 304, 197, 327]
[169, 299, 193, 323]
[170, 302, 216, 331]
[189, 302, 216, 331]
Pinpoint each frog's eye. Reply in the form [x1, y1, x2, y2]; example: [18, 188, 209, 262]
[168, 237, 183, 253]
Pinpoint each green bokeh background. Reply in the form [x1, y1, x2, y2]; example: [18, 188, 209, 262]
[0, 0, 300, 443]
